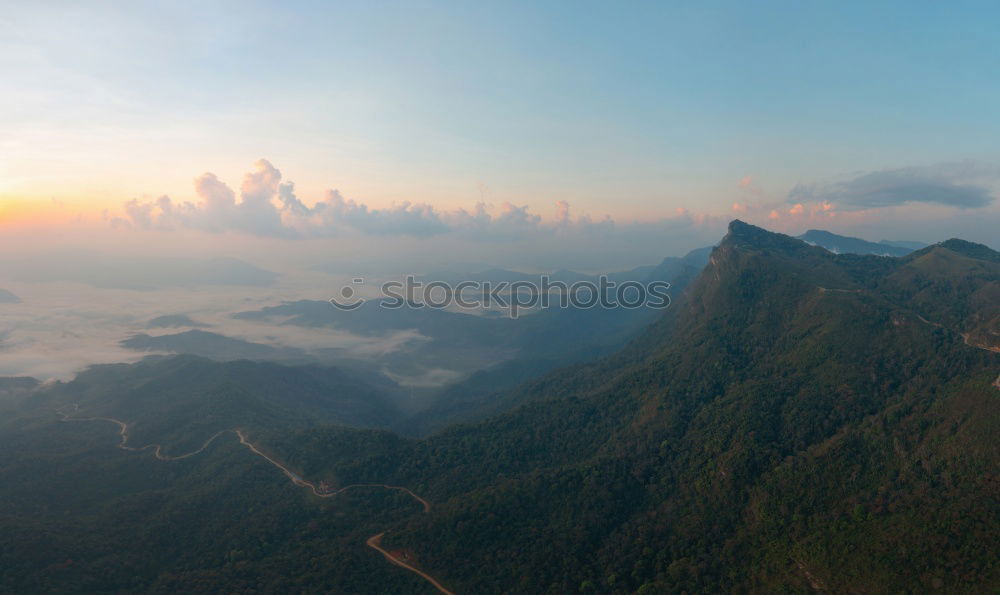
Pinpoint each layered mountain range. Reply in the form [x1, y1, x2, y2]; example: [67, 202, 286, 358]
[0, 221, 996, 593]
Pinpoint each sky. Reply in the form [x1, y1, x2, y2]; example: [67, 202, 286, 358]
[2, 1, 999, 381]
[1, 0, 999, 270]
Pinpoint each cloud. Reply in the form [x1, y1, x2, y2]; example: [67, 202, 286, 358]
[236, 159, 286, 235]
[788, 162, 999, 209]
[304, 189, 451, 237]
[117, 159, 719, 244]
[119, 160, 293, 237]
[554, 200, 571, 225]
[123, 198, 155, 228]
[738, 175, 762, 196]
[0, 280, 427, 381]
[119, 159, 495, 238]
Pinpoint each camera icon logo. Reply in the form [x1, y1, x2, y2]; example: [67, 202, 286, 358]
[329, 278, 366, 310]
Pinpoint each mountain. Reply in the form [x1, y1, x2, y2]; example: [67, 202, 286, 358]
[880, 239, 928, 250]
[639, 244, 713, 283]
[0, 221, 996, 593]
[548, 268, 595, 283]
[0, 288, 21, 303]
[404, 245, 714, 433]
[416, 267, 544, 286]
[122, 329, 306, 362]
[33, 355, 403, 450]
[147, 314, 210, 328]
[798, 229, 915, 256]
[356, 221, 999, 592]
[293, 220, 997, 592]
[0, 377, 39, 409]
[234, 248, 711, 429]
[0, 377, 39, 394]
[418, 248, 713, 288]
[882, 239, 1000, 350]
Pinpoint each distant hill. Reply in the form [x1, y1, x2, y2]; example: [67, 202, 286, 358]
[237, 248, 713, 434]
[404, 245, 714, 434]
[879, 239, 928, 250]
[418, 247, 713, 288]
[798, 229, 917, 256]
[639, 244, 713, 282]
[349, 220, 998, 592]
[0, 377, 39, 392]
[1, 221, 995, 593]
[887, 238, 1000, 348]
[416, 267, 546, 286]
[122, 329, 305, 362]
[0, 377, 38, 407]
[36, 354, 403, 451]
[147, 314, 210, 328]
[0, 289, 21, 304]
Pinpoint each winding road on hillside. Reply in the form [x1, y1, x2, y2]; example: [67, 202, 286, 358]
[56, 406, 450, 594]
[913, 314, 1000, 355]
[816, 289, 999, 389]
[799, 294, 999, 590]
[367, 533, 455, 595]
[909, 315, 999, 393]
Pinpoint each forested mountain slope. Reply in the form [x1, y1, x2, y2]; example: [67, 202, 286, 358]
[24, 355, 403, 452]
[1, 221, 995, 593]
[272, 220, 999, 592]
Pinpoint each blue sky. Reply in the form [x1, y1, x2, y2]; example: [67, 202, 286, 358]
[1, 1, 998, 261]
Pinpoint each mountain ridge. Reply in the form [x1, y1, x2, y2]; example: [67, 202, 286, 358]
[797, 228, 916, 256]
[351, 220, 1000, 592]
[0, 220, 996, 593]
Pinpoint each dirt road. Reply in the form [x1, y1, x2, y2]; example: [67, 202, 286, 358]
[367, 532, 454, 595]
[57, 407, 451, 593]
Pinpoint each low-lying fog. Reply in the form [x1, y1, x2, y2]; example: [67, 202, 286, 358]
[0, 271, 426, 381]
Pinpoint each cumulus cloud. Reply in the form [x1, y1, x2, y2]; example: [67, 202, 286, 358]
[738, 175, 762, 196]
[236, 159, 286, 235]
[118, 159, 496, 237]
[123, 198, 155, 228]
[117, 159, 711, 243]
[118, 160, 294, 237]
[554, 200, 571, 224]
[302, 189, 450, 237]
[788, 162, 999, 209]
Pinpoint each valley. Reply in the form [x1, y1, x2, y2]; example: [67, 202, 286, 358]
[2, 222, 997, 593]
[55, 404, 449, 594]
[6, 8, 999, 592]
